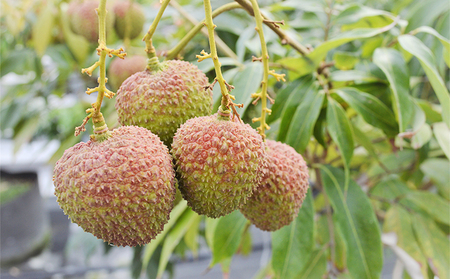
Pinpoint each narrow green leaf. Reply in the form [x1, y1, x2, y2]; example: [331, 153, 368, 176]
[238, 227, 252, 256]
[284, 89, 324, 153]
[277, 76, 316, 142]
[370, 175, 410, 200]
[398, 35, 450, 128]
[401, 191, 450, 225]
[351, 124, 379, 160]
[334, 3, 395, 25]
[157, 209, 198, 278]
[183, 214, 202, 258]
[383, 205, 428, 277]
[326, 97, 354, 168]
[412, 214, 450, 279]
[268, 75, 312, 124]
[205, 217, 220, 251]
[231, 62, 263, 110]
[420, 158, 450, 200]
[334, 87, 398, 135]
[413, 26, 450, 67]
[32, 0, 54, 56]
[333, 51, 360, 70]
[272, 188, 315, 279]
[411, 123, 432, 149]
[141, 201, 188, 272]
[433, 122, 450, 159]
[211, 211, 247, 266]
[13, 116, 41, 153]
[320, 165, 383, 279]
[279, 26, 398, 79]
[373, 48, 415, 132]
[296, 247, 327, 279]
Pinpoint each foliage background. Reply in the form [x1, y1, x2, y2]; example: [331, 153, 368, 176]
[1, 0, 449, 278]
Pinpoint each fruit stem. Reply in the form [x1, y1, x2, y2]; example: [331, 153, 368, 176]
[248, 0, 285, 140]
[142, 0, 170, 70]
[166, 1, 241, 62]
[76, 0, 125, 141]
[201, 0, 241, 120]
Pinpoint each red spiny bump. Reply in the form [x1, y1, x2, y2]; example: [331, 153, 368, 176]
[113, 1, 145, 40]
[171, 114, 268, 218]
[108, 55, 147, 90]
[240, 140, 309, 231]
[115, 60, 213, 146]
[53, 126, 176, 246]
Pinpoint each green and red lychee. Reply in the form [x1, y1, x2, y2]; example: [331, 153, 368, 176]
[113, 1, 145, 40]
[53, 125, 176, 246]
[115, 59, 213, 146]
[70, 0, 115, 43]
[171, 112, 268, 218]
[108, 55, 147, 90]
[240, 140, 309, 231]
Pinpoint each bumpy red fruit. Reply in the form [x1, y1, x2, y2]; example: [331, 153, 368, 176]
[108, 55, 147, 90]
[70, 1, 114, 43]
[115, 60, 213, 145]
[240, 140, 309, 231]
[53, 126, 176, 246]
[171, 114, 267, 218]
[113, 1, 145, 40]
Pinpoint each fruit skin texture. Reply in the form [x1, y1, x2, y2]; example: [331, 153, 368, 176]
[115, 60, 213, 146]
[240, 140, 309, 231]
[171, 114, 268, 218]
[70, 1, 115, 43]
[108, 55, 147, 90]
[113, 1, 145, 40]
[53, 126, 176, 246]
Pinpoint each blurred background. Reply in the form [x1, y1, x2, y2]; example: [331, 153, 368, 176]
[1, 0, 449, 278]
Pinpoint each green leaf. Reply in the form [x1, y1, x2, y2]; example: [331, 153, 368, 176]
[411, 123, 432, 149]
[230, 62, 263, 111]
[32, 1, 54, 56]
[433, 122, 450, 159]
[296, 247, 327, 279]
[333, 87, 398, 135]
[320, 165, 383, 279]
[238, 227, 252, 256]
[370, 175, 410, 200]
[413, 26, 450, 67]
[412, 214, 450, 279]
[210, 211, 247, 266]
[334, 3, 395, 25]
[277, 76, 316, 142]
[351, 124, 379, 160]
[279, 26, 398, 79]
[398, 35, 450, 128]
[333, 51, 360, 70]
[141, 201, 188, 272]
[284, 88, 324, 153]
[326, 97, 354, 168]
[383, 205, 428, 277]
[420, 158, 450, 200]
[205, 217, 220, 250]
[272, 188, 314, 279]
[373, 48, 415, 132]
[157, 209, 198, 278]
[401, 191, 450, 225]
[268, 75, 312, 124]
[417, 99, 443, 123]
[13, 116, 41, 153]
[330, 70, 384, 83]
[183, 214, 202, 258]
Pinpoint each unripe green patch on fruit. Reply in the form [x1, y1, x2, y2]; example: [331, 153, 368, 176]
[113, 1, 145, 40]
[115, 60, 213, 146]
[240, 140, 309, 231]
[53, 126, 176, 246]
[171, 114, 268, 218]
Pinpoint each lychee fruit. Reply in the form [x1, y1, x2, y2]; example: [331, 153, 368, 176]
[113, 1, 145, 40]
[70, 0, 115, 43]
[53, 125, 176, 246]
[108, 55, 147, 90]
[115, 60, 213, 146]
[240, 140, 309, 231]
[171, 113, 268, 218]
